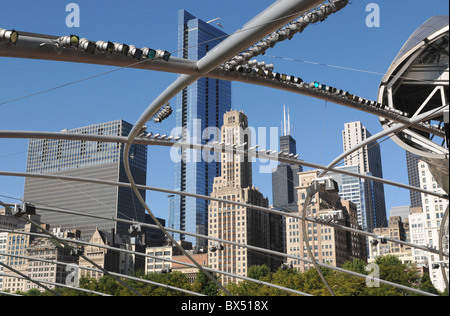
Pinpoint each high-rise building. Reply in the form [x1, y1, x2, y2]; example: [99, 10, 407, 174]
[23, 120, 148, 241]
[289, 170, 367, 272]
[171, 10, 232, 245]
[208, 110, 279, 284]
[417, 160, 449, 292]
[328, 165, 368, 231]
[342, 121, 387, 231]
[406, 151, 423, 208]
[272, 106, 302, 212]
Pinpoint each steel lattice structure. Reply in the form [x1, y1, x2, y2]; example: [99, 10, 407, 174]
[0, 0, 448, 297]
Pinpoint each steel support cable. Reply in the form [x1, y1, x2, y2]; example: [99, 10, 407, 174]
[0, 226, 438, 296]
[0, 171, 448, 257]
[319, 105, 449, 178]
[19, 216, 144, 296]
[0, 228, 313, 297]
[0, 261, 60, 296]
[2, 252, 205, 297]
[0, 272, 111, 296]
[121, 0, 326, 297]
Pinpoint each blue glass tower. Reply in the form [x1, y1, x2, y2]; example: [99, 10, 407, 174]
[170, 10, 232, 245]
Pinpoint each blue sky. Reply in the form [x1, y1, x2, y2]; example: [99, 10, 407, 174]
[0, 0, 448, 223]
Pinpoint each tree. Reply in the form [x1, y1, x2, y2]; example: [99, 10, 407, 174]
[418, 273, 440, 296]
[247, 265, 271, 281]
[193, 269, 220, 296]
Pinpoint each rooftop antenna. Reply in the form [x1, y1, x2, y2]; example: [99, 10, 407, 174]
[283, 105, 292, 136]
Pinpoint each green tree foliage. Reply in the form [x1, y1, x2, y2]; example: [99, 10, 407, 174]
[192, 269, 220, 296]
[7, 258, 445, 296]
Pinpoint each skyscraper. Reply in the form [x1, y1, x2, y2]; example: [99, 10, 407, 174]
[272, 106, 302, 212]
[170, 10, 232, 245]
[23, 120, 148, 240]
[406, 151, 423, 208]
[208, 110, 277, 284]
[328, 165, 367, 230]
[289, 170, 367, 272]
[342, 121, 387, 231]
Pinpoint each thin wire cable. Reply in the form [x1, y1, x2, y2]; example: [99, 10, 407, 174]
[264, 54, 448, 85]
[0, 2, 325, 108]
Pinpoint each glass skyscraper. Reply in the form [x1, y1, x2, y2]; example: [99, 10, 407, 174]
[23, 120, 148, 240]
[170, 10, 232, 245]
[342, 121, 387, 231]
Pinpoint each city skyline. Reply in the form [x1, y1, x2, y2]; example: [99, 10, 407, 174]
[0, 0, 448, 298]
[0, 1, 448, 226]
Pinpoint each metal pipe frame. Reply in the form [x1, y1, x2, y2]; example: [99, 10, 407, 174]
[0, 261, 60, 296]
[21, 215, 145, 296]
[120, 0, 327, 297]
[0, 227, 313, 297]
[1, 9, 445, 137]
[0, 272, 110, 296]
[1, 0, 448, 297]
[2, 170, 446, 258]
[0, 227, 438, 296]
[320, 104, 449, 178]
[0, 131, 447, 201]
[2, 252, 205, 297]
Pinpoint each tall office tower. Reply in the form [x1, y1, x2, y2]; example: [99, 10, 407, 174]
[406, 151, 423, 208]
[342, 121, 387, 231]
[289, 170, 367, 272]
[328, 165, 367, 230]
[208, 111, 277, 284]
[272, 106, 302, 212]
[171, 10, 232, 245]
[23, 120, 148, 241]
[418, 160, 449, 292]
